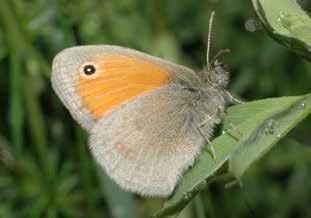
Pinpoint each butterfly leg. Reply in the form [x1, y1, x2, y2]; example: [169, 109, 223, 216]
[205, 138, 216, 160]
[224, 90, 244, 105]
[198, 115, 212, 128]
[198, 115, 216, 160]
[221, 110, 242, 141]
[198, 125, 216, 160]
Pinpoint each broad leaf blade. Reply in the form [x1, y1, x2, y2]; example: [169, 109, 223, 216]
[229, 94, 311, 178]
[252, 0, 311, 60]
[153, 94, 311, 217]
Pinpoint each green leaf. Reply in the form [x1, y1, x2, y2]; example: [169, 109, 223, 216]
[229, 95, 311, 178]
[252, 0, 311, 60]
[153, 94, 311, 218]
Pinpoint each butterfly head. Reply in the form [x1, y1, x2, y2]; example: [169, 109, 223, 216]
[204, 11, 230, 90]
[206, 59, 229, 89]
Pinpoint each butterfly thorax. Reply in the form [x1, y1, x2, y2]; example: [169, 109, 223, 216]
[176, 61, 229, 138]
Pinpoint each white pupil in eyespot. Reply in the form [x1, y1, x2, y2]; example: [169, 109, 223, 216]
[83, 65, 96, 75]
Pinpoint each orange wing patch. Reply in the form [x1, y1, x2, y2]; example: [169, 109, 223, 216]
[76, 54, 169, 119]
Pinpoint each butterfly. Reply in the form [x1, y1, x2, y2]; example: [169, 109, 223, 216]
[51, 12, 240, 197]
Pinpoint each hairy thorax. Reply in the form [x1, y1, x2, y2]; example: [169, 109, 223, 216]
[182, 84, 226, 139]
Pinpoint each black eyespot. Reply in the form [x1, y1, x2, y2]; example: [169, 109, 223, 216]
[83, 64, 96, 75]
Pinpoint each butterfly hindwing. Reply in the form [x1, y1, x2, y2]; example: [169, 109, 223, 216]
[89, 85, 205, 197]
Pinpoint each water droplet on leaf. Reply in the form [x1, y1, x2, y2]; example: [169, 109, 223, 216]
[264, 119, 277, 135]
[245, 19, 257, 32]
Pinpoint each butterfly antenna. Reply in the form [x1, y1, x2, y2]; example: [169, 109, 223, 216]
[209, 48, 231, 66]
[207, 11, 215, 71]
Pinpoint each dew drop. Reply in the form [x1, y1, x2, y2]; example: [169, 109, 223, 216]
[245, 19, 257, 32]
[264, 119, 277, 135]
[277, 11, 293, 30]
[277, 11, 308, 33]
[183, 193, 190, 200]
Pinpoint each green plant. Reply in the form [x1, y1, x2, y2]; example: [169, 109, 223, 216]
[154, 1, 311, 217]
[0, 0, 310, 218]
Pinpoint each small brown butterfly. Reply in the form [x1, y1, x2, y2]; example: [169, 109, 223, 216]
[51, 12, 240, 197]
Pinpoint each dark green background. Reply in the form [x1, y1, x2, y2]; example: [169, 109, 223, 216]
[0, 0, 310, 218]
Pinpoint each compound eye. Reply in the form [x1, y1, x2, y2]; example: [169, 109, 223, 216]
[208, 71, 219, 84]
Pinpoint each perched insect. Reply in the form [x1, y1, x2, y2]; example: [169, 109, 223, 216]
[51, 12, 241, 197]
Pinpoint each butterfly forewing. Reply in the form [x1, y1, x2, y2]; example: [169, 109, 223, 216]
[51, 45, 199, 131]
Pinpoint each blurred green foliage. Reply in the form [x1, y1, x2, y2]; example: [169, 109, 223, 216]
[0, 0, 310, 218]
